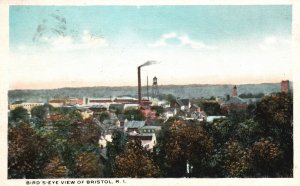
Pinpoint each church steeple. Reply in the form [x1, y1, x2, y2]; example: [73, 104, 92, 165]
[232, 85, 238, 97]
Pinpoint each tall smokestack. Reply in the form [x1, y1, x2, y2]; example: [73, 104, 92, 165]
[138, 60, 158, 104]
[138, 66, 141, 104]
[147, 76, 149, 101]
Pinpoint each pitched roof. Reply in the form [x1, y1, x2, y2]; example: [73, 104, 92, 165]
[175, 99, 184, 107]
[125, 120, 145, 128]
[224, 96, 246, 105]
[180, 99, 190, 106]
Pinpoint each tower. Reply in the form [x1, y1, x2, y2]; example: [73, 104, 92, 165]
[281, 80, 290, 93]
[232, 85, 238, 97]
[152, 76, 159, 99]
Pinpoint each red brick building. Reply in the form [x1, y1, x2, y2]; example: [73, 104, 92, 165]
[221, 85, 247, 112]
[281, 80, 290, 93]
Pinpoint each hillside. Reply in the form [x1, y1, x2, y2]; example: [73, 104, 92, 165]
[8, 83, 286, 103]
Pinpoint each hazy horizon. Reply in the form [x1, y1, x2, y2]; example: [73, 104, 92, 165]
[9, 80, 290, 91]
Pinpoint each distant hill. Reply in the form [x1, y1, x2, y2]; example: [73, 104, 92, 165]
[8, 83, 289, 103]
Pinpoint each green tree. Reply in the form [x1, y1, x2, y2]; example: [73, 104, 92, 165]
[47, 109, 102, 177]
[124, 109, 145, 121]
[31, 105, 47, 128]
[236, 119, 262, 145]
[31, 105, 46, 119]
[8, 123, 53, 178]
[43, 156, 68, 178]
[68, 120, 102, 147]
[223, 139, 250, 177]
[254, 92, 293, 176]
[156, 120, 213, 177]
[99, 112, 110, 122]
[105, 130, 127, 177]
[150, 106, 164, 116]
[9, 106, 29, 123]
[249, 138, 283, 177]
[159, 94, 176, 105]
[199, 101, 221, 116]
[114, 139, 160, 177]
[75, 152, 103, 178]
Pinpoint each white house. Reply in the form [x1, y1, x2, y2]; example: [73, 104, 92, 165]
[99, 134, 112, 148]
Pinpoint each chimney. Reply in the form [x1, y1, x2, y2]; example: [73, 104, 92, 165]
[138, 66, 141, 104]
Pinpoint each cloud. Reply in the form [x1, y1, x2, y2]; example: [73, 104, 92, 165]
[149, 32, 216, 50]
[53, 30, 108, 51]
[81, 30, 108, 48]
[259, 36, 291, 51]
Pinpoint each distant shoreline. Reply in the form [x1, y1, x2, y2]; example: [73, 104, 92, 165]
[8, 81, 292, 91]
[8, 82, 292, 104]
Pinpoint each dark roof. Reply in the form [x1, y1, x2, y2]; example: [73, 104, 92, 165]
[175, 99, 184, 107]
[128, 133, 154, 140]
[180, 99, 190, 106]
[89, 105, 107, 108]
[224, 96, 246, 105]
[12, 100, 24, 104]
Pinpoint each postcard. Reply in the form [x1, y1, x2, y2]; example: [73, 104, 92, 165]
[1, 0, 299, 186]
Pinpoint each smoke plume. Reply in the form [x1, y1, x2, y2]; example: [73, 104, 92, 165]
[139, 60, 157, 68]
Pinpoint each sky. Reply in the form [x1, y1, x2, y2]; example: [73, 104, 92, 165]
[9, 5, 292, 90]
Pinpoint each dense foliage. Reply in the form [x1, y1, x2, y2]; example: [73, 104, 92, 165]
[124, 109, 145, 121]
[114, 139, 160, 177]
[8, 92, 293, 178]
[8, 108, 103, 178]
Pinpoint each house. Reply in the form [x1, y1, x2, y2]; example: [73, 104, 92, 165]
[127, 133, 157, 151]
[221, 96, 247, 112]
[190, 110, 207, 121]
[88, 105, 108, 112]
[9, 101, 44, 112]
[48, 99, 65, 107]
[86, 97, 113, 105]
[173, 99, 191, 111]
[221, 85, 247, 112]
[65, 98, 83, 105]
[163, 107, 177, 118]
[206, 116, 226, 123]
[124, 120, 146, 132]
[124, 103, 139, 110]
[139, 125, 161, 134]
[114, 97, 137, 104]
[99, 134, 112, 148]
[190, 104, 201, 112]
[99, 126, 123, 149]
